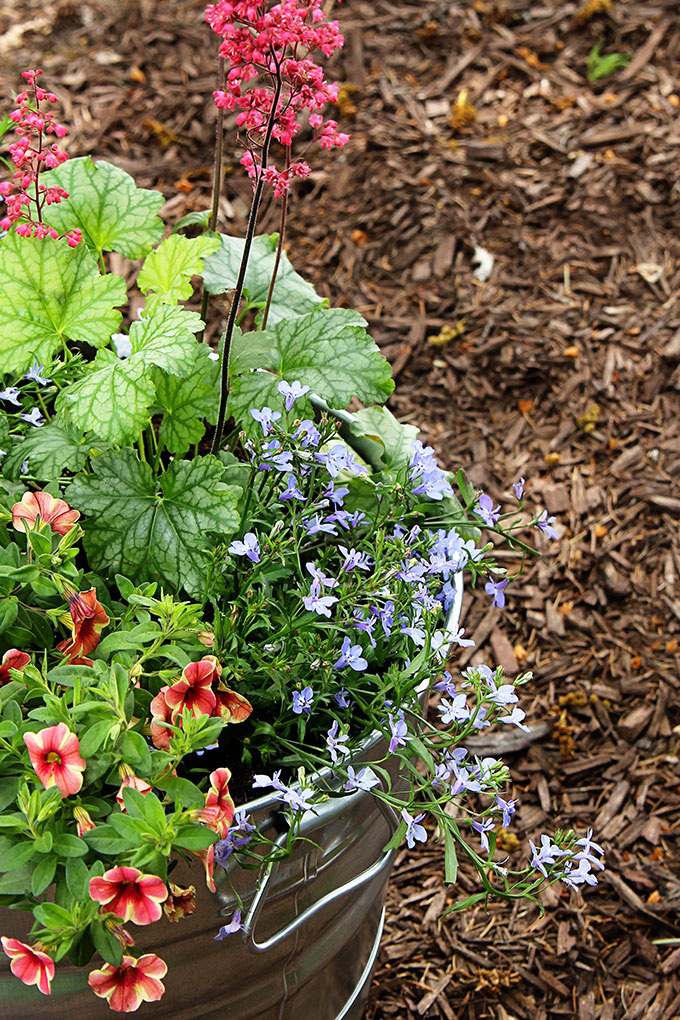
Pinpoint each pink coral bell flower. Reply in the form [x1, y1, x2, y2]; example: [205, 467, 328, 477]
[1, 937, 55, 996]
[88, 953, 167, 1012]
[11, 490, 80, 537]
[89, 867, 168, 926]
[24, 722, 86, 797]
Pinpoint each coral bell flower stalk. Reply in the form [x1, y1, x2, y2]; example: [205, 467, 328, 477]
[164, 657, 219, 719]
[1, 937, 55, 996]
[0, 648, 30, 685]
[88, 953, 167, 1012]
[56, 586, 110, 664]
[11, 490, 80, 536]
[24, 722, 86, 797]
[89, 867, 168, 926]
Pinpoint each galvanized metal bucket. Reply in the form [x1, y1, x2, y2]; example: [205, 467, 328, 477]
[0, 580, 463, 1020]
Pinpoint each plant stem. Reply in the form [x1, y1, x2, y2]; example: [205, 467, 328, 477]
[199, 57, 226, 338]
[261, 144, 291, 331]
[210, 54, 284, 456]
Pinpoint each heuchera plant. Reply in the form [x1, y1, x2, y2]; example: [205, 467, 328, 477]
[0, 1, 603, 1011]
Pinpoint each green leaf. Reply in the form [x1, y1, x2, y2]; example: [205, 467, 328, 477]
[52, 833, 88, 857]
[67, 449, 242, 595]
[32, 854, 57, 896]
[128, 305, 204, 375]
[444, 891, 486, 914]
[0, 232, 126, 374]
[155, 776, 204, 809]
[0, 839, 36, 871]
[78, 719, 115, 758]
[202, 232, 324, 326]
[171, 209, 211, 233]
[56, 348, 156, 445]
[118, 730, 152, 772]
[154, 345, 219, 455]
[444, 825, 458, 885]
[83, 825, 132, 854]
[65, 856, 90, 901]
[1, 421, 101, 481]
[587, 43, 631, 82]
[0, 596, 18, 635]
[229, 308, 394, 426]
[173, 824, 218, 851]
[347, 406, 419, 472]
[43, 157, 164, 258]
[91, 920, 123, 967]
[382, 818, 408, 853]
[138, 233, 221, 310]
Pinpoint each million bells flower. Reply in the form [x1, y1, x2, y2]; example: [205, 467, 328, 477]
[88, 953, 167, 1012]
[89, 867, 168, 926]
[56, 586, 110, 664]
[11, 490, 80, 536]
[1, 938, 55, 996]
[24, 722, 86, 796]
[0, 648, 30, 685]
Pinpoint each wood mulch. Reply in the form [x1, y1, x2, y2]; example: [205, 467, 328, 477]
[1, 1, 679, 1017]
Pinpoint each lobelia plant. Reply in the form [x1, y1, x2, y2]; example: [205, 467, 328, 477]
[0, 1, 604, 1013]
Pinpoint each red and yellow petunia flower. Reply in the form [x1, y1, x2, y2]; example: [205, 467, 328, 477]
[24, 722, 86, 797]
[1, 937, 55, 996]
[149, 686, 173, 750]
[163, 883, 196, 923]
[116, 765, 152, 812]
[56, 587, 109, 665]
[88, 953, 167, 1012]
[73, 805, 96, 838]
[164, 658, 218, 719]
[89, 867, 168, 926]
[212, 684, 253, 723]
[11, 490, 80, 537]
[202, 767, 235, 838]
[0, 648, 30, 685]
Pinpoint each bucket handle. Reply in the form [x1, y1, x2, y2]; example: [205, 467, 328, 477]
[241, 797, 399, 953]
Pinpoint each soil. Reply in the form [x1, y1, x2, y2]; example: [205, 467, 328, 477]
[1, 1, 679, 1018]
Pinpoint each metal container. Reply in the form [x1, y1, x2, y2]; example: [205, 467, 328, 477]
[0, 581, 463, 1020]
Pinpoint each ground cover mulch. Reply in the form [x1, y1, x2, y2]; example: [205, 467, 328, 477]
[1, 1, 679, 1018]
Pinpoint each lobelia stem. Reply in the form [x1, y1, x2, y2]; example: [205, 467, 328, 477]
[199, 57, 226, 338]
[210, 53, 284, 456]
[261, 144, 291, 331]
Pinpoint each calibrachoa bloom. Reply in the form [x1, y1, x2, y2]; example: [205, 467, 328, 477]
[164, 657, 220, 718]
[163, 883, 196, 923]
[202, 767, 235, 837]
[89, 867, 168, 926]
[116, 765, 152, 811]
[88, 953, 167, 1012]
[150, 685, 174, 750]
[24, 722, 86, 796]
[1, 937, 54, 996]
[213, 683, 253, 723]
[56, 586, 110, 664]
[11, 490, 80, 536]
[0, 648, 30, 684]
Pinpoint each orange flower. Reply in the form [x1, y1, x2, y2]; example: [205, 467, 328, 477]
[88, 953, 167, 1012]
[56, 587, 109, 664]
[11, 490, 80, 536]
[116, 765, 152, 812]
[24, 723, 86, 797]
[89, 867, 168, 926]
[1, 937, 55, 996]
[0, 648, 30, 685]
[163, 883, 196, 923]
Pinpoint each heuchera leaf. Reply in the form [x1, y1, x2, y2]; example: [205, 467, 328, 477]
[228, 307, 394, 426]
[138, 234, 221, 312]
[56, 349, 156, 445]
[154, 345, 219, 455]
[202, 232, 325, 326]
[67, 449, 242, 596]
[42, 157, 165, 259]
[0, 232, 126, 374]
[347, 406, 419, 472]
[1, 421, 102, 481]
[56, 307, 204, 444]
